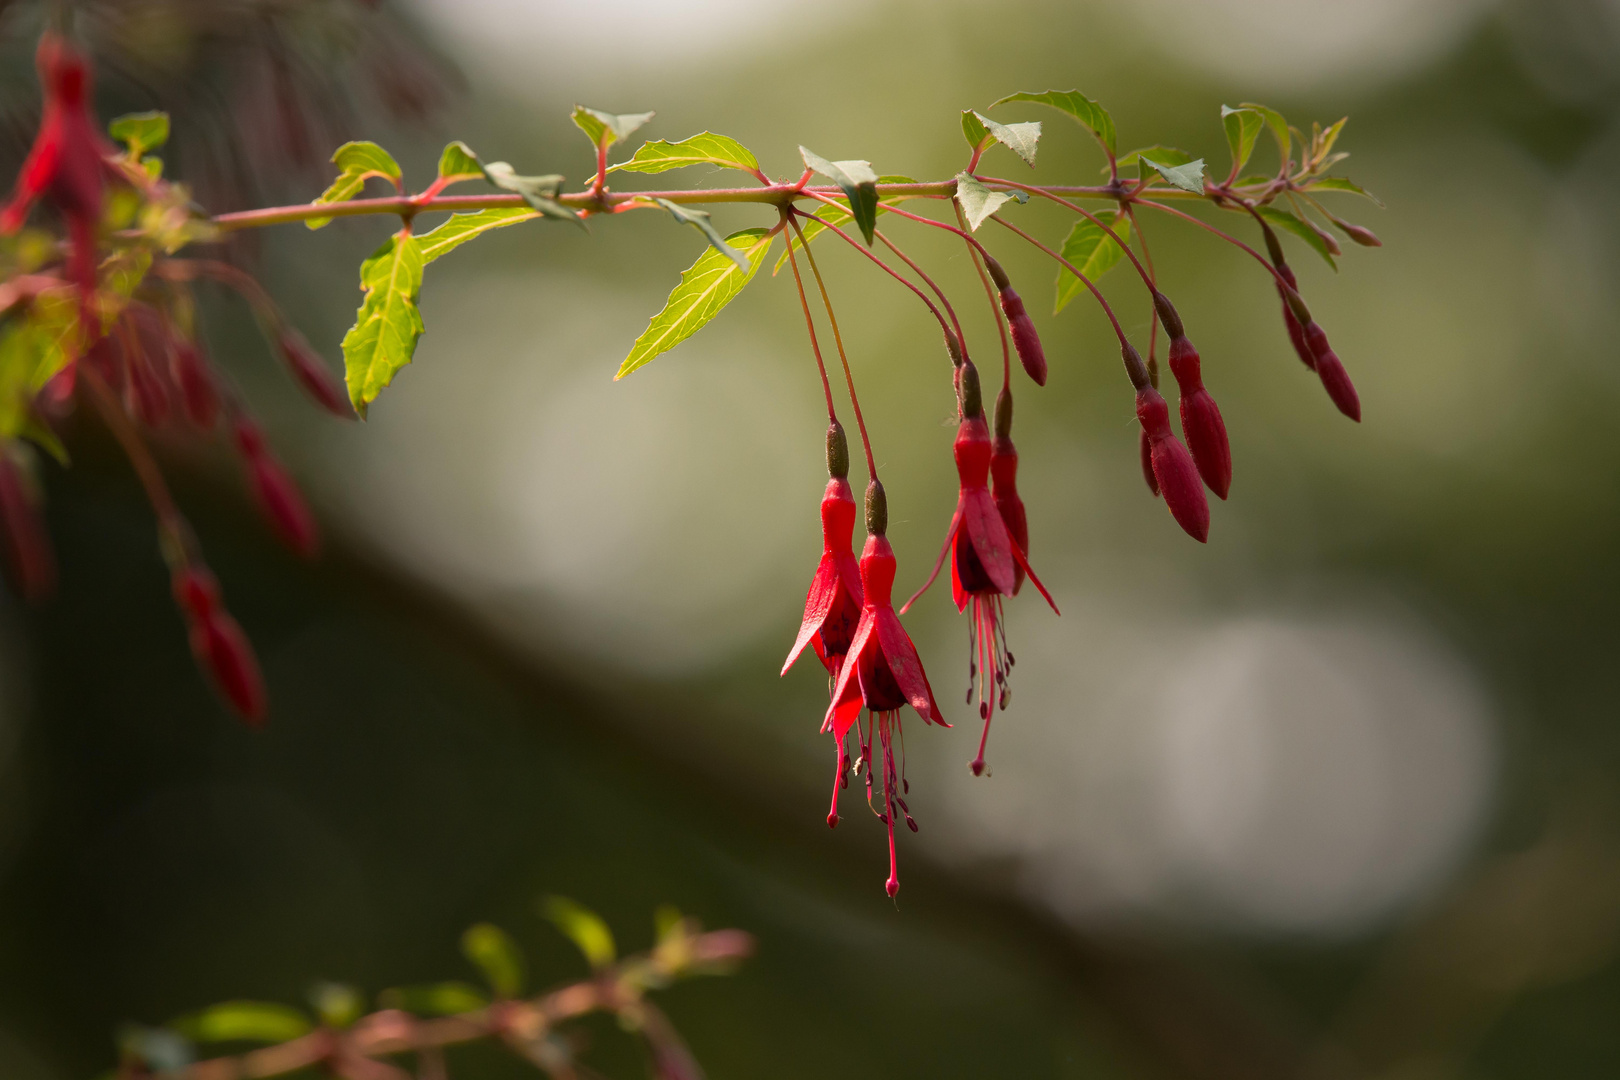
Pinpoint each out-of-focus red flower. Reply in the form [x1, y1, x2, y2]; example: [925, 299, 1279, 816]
[170, 340, 221, 429]
[172, 563, 268, 725]
[0, 449, 55, 603]
[278, 330, 354, 419]
[231, 414, 319, 558]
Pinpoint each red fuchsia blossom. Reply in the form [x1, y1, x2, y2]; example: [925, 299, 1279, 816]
[824, 480, 946, 898]
[1128, 340, 1210, 543]
[0, 448, 55, 603]
[904, 363, 1056, 778]
[230, 414, 319, 557]
[172, 563, 268, 724]
[989, 388, 1027, 596]
[985, 255, 1047, 386]
[1154, 293, 1232, 500]
[783, 421, 864, 681]
[0, 34, 115, 326]
[278, 329, 354, 419]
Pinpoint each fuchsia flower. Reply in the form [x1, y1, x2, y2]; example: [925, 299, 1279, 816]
[905, 362, 1056, 778]
[279, 329, 355, 419]
[824, 480, 946, 898]
[172, 563, 267, 725]
[989, 391, 1027, 596]
[1155, 293, 1232, 500]
[231, 414, 319, 558]
[782, 421, 863, 679]
[0, 34, 115, 321]
[1126, 337, 1210, 543]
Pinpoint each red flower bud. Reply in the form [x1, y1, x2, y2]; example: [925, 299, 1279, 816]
[1310, 220, 1342, 257]
[1136, 386, 1209, 542]
[1274, 264, 1315, 371]
[232, 416, 320, 557]
[189, 609, 268, 725]
[1303, 322, 1361, 422]
[279, 331, 354, 419]
[170, 342, 220, 429]
[998, 287, 1047, 386]
[1167, 336, 1231, 500]
[1340, 222, 1381, 247]
[172, 564, 222, 622]
[0, 451, 55, 603]
[1139, 428, 1159, 497]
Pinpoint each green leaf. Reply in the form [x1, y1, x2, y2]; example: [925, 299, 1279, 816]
[108, 111, 169, 157]
[771, 177, 917, 276]
[308, 983, 363, 1029]
[0, 318, 67, 461]
[610, 132, 760, 176]
[571, 106, 655, 150]
[540, 896, 617, 970]
[961, 110, 992, 153]
[965, 110, 1040, 167]
[461, 923, 526, 999]
[1305, 176, 1384, 207]
[992, 89, 1116, 157]
[341, 231, 425, 417]
[480, 162, 582, 227]
[1140, 156, 1206, 194]
[1256, 205, 1336, 269]
[1117, 145, 1195, 168]
[1316, 117, 1348, 161]
[800, 148, 879, 245]
[379, 982, 489, 1017]
[1220, 106, 1263, 175]
[438, 141, 484, 184]
[617, 226, 773, 380]
[307, 141, 402, 230]
[418, 208, 539, 264]
[1053, 210, 1131, 314]
[650, 198, 748, 272]
[1238, 102, 1290, 165]
[954, 172, 1025, 231]
[171, 1002, 310, 1045]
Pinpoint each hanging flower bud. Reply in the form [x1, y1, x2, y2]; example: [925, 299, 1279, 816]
[1303, 322, 1361, 422]
[0, 448, 55, 603]
[170, 341, 221, 429]
[783, 421, 864, 681]
[1136, 382, 1209, 542]
[1139, 429, 1159, 497]
[1166, 336, 1232, 499]
[1338, 222, 1381, 248]
[990, 387, 1026, 596]
[231, 415, 320, 557]
[984, 255, 1046, 386]
[170, 562, 268, 725]
[1309, 220, 1342, 257]
[278, 330, 354, 419]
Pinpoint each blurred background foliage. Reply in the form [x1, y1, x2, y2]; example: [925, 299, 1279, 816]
[3, 0, 1620, 1076]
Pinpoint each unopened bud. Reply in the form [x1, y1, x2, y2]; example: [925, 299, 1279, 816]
[232, 416, 320, 557]
[957, 359, 983, 418]
[864, 479, 887, 537]
[1151, 291, 1184, 340]
[170, 342, 220, 429]
[1274, 263, 1315, 371]
[982, 253, 1011, 291]
[1309, 220, 1342, 257]
[172, 563, 221, 621]
[826, 419, 849, 479]
[189, 610, 268, 725]
[993, 385, 1013, 440]
[1167, 337, 1232, 500]
[1121, 341, 1151, 390]
[0, 450, 55, 603]
[999, 286, 1047, 386]
[943, 329, 963, 368]
[279, 331, 354, 419]
[1136, 386, 1209, 543]
[1303, 322, 1361, 422]
[1139, 428, 1159, 497]
[1339, 221, 1381, 247]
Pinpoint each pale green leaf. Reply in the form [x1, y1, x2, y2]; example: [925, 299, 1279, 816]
[1054, 210, 1131, 314]
[307, 141, 402, 230]
[379, 982, 489, 1017]
[108, 111, 169, 157]
[341, 231, 425, 417]
[1317, 117, 1348, 161]
[954, 172, 1025, 231]
[571, 106, 655, 149]
[1256, 205, 1337, 269]
[617, 227, 773, 380]
[800, 147, 879, 244]
[650, 198, 748, 272]
[480, 162, 582, 227]
[309, 983, 363, 1029]
[1141, 156, 1206, 194]
[1305, 176, 1384, 207]
[961, 109, 992, 152]
[1117, 145, 1194, 168]
[540, 896, 617, 970]
[438, 141, 483, 183]
[418, 208, 538, 264]
[967, 110, 1040, 167]
[171, 1002, 310, 1045]
[609, 132, 760, 176]
[461, 923, 526, 999]
[992, 89, 1116, 156]
[1220, 105, 1263, 175]
[1238, 102, 1290, 165]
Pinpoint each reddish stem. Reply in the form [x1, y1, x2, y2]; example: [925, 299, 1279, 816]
[972, 175, 1154, 289]
[872, 229, 966, 360]
[780, 213, 840, 423]
[951, 200, 1012, 394]
[988, 216, 1131, 349]
[789, 215, 878, 482]
[1136, 199, 1298, 293]
[791, 204, 956, 350]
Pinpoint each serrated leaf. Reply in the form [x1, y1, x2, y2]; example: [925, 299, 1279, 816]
[307, 141, 402, 230]
[540, 896, 617, 970]
[961, 110, 992, 153]
[992, 89, 1116, 157]
[617, 226, 773, 380]
[800, 147, 878, 245]
[965, 110, 1040, 167]
[1238, 102, 1290, 165]
[1256, 205, 1336, 269]
[1054, 210, 1131, 314]
[772, 176, 917, 276]
[438, 141, 483, 183]
[571, 106, 655, 149]
[954, 172, 1026, 230]
[1141, 156, 1206, 194]
[1220, 105, 1263, 175]
[108, 111, 169, 157]
[171, 1002, 310, 1045]
[480, 162, 582, 227]
[650, 198, 748, 272]
[342, 231, 424, 417]
[461, 923, 526, 999]
[610, 132, 760, 176]
[379, 982, 489, 1017]
[1317, 117, 1348, 161]
[1305, 176, 1384, 207]
[418, 208, 538, 264]
[1117, 146, 1195, 168]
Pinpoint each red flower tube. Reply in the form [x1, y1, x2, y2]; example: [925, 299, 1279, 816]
[784, 421, 864, 683]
